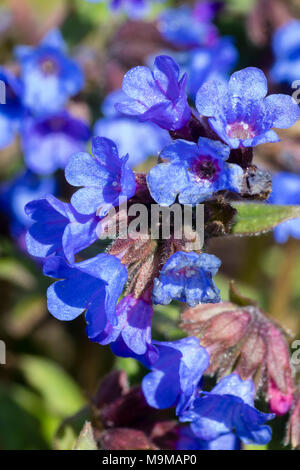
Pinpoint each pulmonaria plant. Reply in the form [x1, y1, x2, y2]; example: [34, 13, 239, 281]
[0, 67, 26, 149]
[271, 20, 300, 85]
[25, 53, 300, 450]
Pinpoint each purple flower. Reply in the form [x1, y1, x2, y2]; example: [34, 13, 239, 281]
[116, 55, 191, 131]
[0, 170, 56, 238]
[94, 90, 171, 168]
[196, 67, 300, 148]
[65, 136, 136, 216]
[147, 137, 243, 205]
[271, 20, 300, 84]
[177, 426, 241, 450]
[94, 295, 158, 362]
[158, 4, 218, 49]
[152, 251, 221, 307]
[21, 111, 91, 174]
[269, 172, 300, 243]
[181, 374, 274, 445]
[43, 254, 127, 337]
[15, 29, 84, 116]
[0, 67, 25, 149]
[25, 195, 99, 263]
[142, 337, 209, 412]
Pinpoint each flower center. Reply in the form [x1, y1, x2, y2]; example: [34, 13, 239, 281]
[226, 121, 255, 140]
[39, 57, 58, 76]
[190, 155, 221, 182]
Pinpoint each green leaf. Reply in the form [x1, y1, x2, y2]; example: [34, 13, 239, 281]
[231, 204, 300, 236]
[19, 356, 85, 417]
[73, 422, 97, 450]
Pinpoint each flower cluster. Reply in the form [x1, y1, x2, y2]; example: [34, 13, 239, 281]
[24, 53, 300, 450]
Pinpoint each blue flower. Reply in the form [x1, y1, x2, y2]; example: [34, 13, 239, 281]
[268, 172, 300, 243]
[25, 195, 99, 263]
[142, 337, 209, 412]
[15, 29, 84, 116]
[94, 90, 171, 168]
[0, 170, 56, 238]
[116, 55, 191, 131]
[65, 136, 136, 216]
[147, 137, 243, 205]
[93, 294, 159, 362]
[196, 67, 300, 148]
[0, 67, 26, 149]
[21, 111, 91, 174]
[158, 5, 218, 49]
[152, 251, 221, 307]
[180, 374, 274, 445]
[271, 20, 300, 84]
[43, 254, 127, 339]
[177, 426, 241, 450]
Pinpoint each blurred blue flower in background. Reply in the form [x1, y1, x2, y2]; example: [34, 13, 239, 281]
[0, 67, 26, 149]
[21, 111, 91, 174]
[158, 3, 219, 49]
[271, 20, 300, 85]
[269, 172, 300, 243]
[15, 29, 84, 116]
[0, 170, 56, 238]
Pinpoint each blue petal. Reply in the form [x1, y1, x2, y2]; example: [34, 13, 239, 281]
[228, 67, 268, 101]
[264, 94, 300, 129]
[196, 80, 228, 116]
[147, 162, 189, 206]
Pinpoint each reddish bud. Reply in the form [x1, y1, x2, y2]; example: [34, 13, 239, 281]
[181, 301, 295, 414]
[286, 392, 300, 449]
